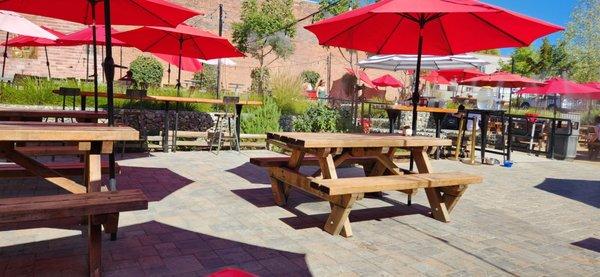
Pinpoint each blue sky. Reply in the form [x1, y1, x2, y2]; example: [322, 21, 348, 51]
[483, 0, 576, 55]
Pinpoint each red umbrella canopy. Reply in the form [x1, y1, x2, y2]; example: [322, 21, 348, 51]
[153, 53, 203, 73]
[113, 24, 244, 60]
[59, 26, 128, 46]
[422, 71, 450, 85]
[345, 67, 376, 88]
[304, 0, 564, 55]
[516, 77, 600, 97]
[436, 68, 485, 82]
[459, 71, 543, 88]
[0, 0, 200, 27]
[372, 74, 403, 88]
[3, 26, 65, 47]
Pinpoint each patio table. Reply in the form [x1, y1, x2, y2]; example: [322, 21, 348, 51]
[59, 90, 261, 152]
[0, 122, 138, 235]
[264, 132, 458, 236]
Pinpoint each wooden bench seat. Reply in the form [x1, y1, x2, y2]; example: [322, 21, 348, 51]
[250, 155, 373, 168]
[0, 161, 118, 178]
[310, 172, 482, 195]
[0, 190, 148, 276]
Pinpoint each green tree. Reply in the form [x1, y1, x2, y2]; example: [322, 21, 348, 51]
[300, 70, 320, 87]
[500, 47, 538, 77]
[192, 64, 217, 92]
[232, 0, 296, 93]
[314, 0, 360, 21]
[564, 0, 600, 82]
[129, 55, 164, 88]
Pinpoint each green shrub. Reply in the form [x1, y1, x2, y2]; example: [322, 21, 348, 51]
[270, 73, 309, 115]
[130, 55, 164, 88]
[241, 97, 281, 134]
[581, 109, 600, 125]
[293, 103, 340, 132]
[193, 64, 217, 92]
[251, 67, 270, 93]
[300, 70, 320, 88]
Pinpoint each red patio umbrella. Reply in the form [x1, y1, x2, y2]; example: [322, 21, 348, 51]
[583, 82, 600, 99]
[422, 71, 450, 85]
[437, 68, 485, 82]
[516, 77, 600, 158]
[305, 0, 563, 135]
[3, 26, 66, 78]
[153, 53, 203, 85]
[114, 24, 243, 151]
[460, 71, 543, 113]
[372, 74, 403, 88]
[459, 71, 543, 87]
[59, 26, 128, 46]
[516, 77, 600, 96]
[0, 0, 201, 113]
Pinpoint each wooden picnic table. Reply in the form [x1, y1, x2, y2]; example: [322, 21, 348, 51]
[55, 90, 262, 152]
[257, 132, 481, 237]
[0, 108, 107, 123]
[0, 122, 138, 229]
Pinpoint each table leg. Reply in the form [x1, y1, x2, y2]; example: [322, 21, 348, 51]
[235, 104, 243, 147]
[269, 149, 304, 206]
[386, 109, 400, 133]
[315, 149, 355, 237]
[411, 147, 450, 222]
[507, 116, 513, 161]
[433, 113, 444, 160]
[163, 101, 170, 153]
[480, 113, 489, 163]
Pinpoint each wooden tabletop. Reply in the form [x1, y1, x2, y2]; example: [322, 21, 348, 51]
[0, 123, 138, 141]
[70, 91, 262, 106]
[267, 132, 452, 148]
[377, 104, 458, 114]
[0, 109, 108, 119]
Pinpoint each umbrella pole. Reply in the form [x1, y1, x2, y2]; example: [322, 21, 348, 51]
[44, 46, 51, 79]
[119, 46, 123, 77]
[103, 0, 118, 200]
[167, 63, 171, 85]
[173, 38, 183, 152]
[86, 45, 89, 82]
[91, 5, 99, 112]
[411, 24, 424, 136]
[2, 32, 9, 79]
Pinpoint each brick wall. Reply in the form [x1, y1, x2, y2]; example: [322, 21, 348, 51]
[0, 0, 403, 98]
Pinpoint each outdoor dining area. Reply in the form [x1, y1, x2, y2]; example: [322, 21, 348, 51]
[0, 0, 598, 276]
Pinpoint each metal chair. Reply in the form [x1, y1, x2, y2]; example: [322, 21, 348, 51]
[208, 96, 240, 155]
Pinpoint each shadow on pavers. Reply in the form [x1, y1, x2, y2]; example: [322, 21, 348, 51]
[535, 178, 600, 208]
[0, 220, 311, 276]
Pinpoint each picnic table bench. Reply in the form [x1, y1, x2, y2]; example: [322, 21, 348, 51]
[252, 132, 482, 237]
[0, 190, 148, 276]
[0, 109, 107, 123]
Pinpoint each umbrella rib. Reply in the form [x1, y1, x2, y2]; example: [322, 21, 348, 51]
[437, 17, 454, 55]
[321, 13, 376, 46]
[375, 15, 404, 54]
[189, 36, 208, 60]
[142, 32, 172, 53]
[468, 12, 527, 46]
[128, 0, 174, 27]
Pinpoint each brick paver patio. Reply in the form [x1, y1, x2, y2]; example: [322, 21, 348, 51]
[0, 150, 598, 276]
